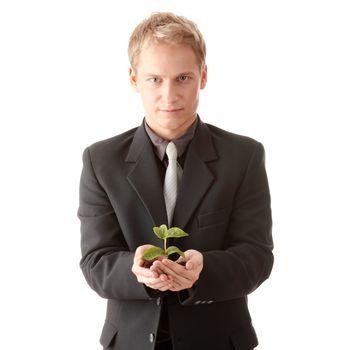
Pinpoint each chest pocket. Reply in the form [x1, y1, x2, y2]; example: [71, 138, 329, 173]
[197, 206, 232, 229]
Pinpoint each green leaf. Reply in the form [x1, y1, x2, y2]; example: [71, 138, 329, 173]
[165, 246, 185, 258]
[142, 246, 165, 261]
[153, 225, 168, 239]
[165, 227, 189, 238]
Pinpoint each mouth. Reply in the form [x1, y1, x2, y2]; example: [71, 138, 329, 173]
[159, 108, 184, 113]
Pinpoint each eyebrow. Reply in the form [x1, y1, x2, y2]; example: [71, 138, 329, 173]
[144, 72, 195, 78]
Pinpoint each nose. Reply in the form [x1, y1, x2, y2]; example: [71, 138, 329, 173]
[161, 80, 178, 105]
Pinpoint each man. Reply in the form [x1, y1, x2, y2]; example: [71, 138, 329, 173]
[78, 12, 273, 350]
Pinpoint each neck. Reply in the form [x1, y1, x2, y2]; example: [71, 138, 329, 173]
[145, 115, 197, 141]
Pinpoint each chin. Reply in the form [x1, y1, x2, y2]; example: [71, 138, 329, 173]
[148, 112, 195, 131]
[163, 116, 188, 128]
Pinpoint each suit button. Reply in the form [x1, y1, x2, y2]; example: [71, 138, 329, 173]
[201, 301, 207, 304]
[195, 301, 201, 305]
[156, 297, 161, 306]
[149, 333, 155, 343]
[207, 300, 213, 304]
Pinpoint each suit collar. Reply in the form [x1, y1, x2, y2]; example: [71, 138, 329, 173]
[125, 124, 168, 227]
[172, 120, 218, 229]
[125, 123, 148, 163]
[189, 118, 218, 162]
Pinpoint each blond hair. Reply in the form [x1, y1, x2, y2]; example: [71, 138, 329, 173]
[128, 12, 206, 70]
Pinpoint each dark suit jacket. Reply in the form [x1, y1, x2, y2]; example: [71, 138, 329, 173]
[78, 119, 273, 350]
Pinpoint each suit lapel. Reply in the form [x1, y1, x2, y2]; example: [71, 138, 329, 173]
[172, 121, 218, 229]
[125, 125, 168, 228]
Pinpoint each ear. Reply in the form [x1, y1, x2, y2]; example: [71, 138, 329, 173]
[200, 64, 207, 89]
[129, 67, 139, 92]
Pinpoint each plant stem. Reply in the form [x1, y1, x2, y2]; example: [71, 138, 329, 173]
[164, 238, 167, 257]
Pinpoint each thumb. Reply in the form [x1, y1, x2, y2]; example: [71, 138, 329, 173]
[184, 251, 196, 270]
[186, 261, 193, 270]
[184, 250, 203, 270]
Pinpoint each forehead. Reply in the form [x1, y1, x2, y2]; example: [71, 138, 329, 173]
[137, 42, 200, 74]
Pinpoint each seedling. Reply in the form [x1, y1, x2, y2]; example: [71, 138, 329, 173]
[142, 224, 189, 261]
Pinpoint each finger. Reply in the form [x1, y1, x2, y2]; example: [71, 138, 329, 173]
[158, 284, 172, 292]
[150, 263, 166, 277]
[167, 275, 195, 291]
[132, 264, 158, 279]
[152, 260, 199, 290]
[157, 273, 169, 282]
[161, 260, 194, 280]
[156, 264, 193, 288]
[151, 261, 179, 278]
[134, 269, 170, 288]
[137, 274, 163, 287]
[159, 259, 185, 273]
[186, 261, 193, 270]
[167, 278, 184, 291]
[146, 279, 172, 291]
[161, 262, 202, 290]
[184, 250, 204, 271]
[174, 256, 193, 270]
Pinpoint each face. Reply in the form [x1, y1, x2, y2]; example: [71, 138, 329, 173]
[129, 41, 207, 140]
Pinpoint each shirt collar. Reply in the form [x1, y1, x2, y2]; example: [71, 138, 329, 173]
[144, 117, 199, 161]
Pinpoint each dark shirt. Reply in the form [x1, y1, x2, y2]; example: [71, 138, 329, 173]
[144, 117, 198, 165]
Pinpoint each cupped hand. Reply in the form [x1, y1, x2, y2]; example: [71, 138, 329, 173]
[150, 249, 203, 292]
[131, 245, 172, 291]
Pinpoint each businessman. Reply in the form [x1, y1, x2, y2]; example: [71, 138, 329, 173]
[78, 12, 273, 350]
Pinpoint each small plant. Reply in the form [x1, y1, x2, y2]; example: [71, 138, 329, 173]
[142, 224, 189, 261]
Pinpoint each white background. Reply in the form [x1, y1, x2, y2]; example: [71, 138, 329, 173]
[1, 1, 349, 349]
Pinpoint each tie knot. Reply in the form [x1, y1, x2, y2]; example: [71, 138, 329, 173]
[166, 142, 178, 160]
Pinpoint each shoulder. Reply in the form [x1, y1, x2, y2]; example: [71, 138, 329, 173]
[204, 122, 264, 157]
[89, 127, 138, 153]
[83, 126, 138, 164]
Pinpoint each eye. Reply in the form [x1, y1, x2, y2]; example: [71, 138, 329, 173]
[148, 77, 160, 83]
[178, 75, 190, 82]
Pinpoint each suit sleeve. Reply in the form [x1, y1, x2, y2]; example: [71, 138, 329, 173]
[78, 147, 153, 301]
[179, 142, 273, 305]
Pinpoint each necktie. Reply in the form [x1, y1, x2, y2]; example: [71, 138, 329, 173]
[164, 142, 178, 226]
